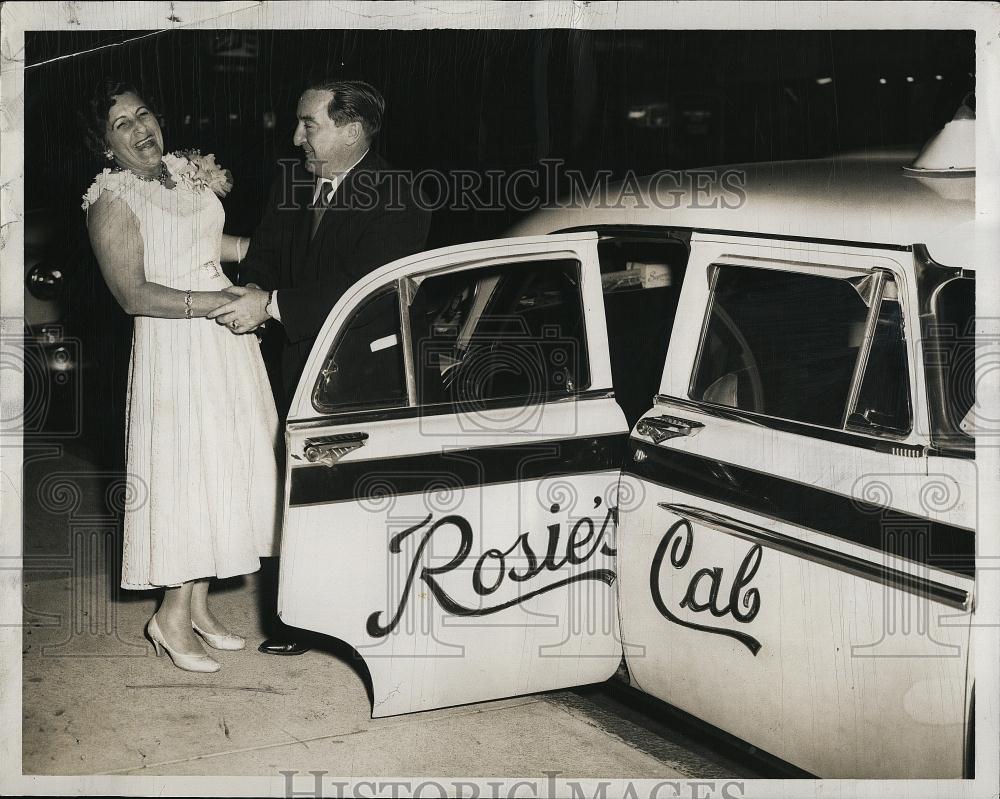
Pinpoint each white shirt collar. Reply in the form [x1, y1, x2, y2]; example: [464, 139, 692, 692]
[314, 148, 370, 202]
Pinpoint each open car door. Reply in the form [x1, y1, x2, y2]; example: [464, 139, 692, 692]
[278, 232, 628, 716]
[615, 236, 975, 777]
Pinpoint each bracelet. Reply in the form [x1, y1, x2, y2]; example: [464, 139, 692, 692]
[184, 289, 193, 319]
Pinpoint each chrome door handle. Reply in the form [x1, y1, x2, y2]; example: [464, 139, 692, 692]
[303, 431, 369, 467]
[635, 415, 704, 444]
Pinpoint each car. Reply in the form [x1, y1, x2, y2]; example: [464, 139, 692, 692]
[22, 208, 86, 438]
[274, 110, 977, 778]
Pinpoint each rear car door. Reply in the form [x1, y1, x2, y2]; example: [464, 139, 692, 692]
[616, 234, 975, 777]
[279, 232, 628, 717]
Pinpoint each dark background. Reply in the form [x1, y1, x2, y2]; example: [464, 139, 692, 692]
[23, 28, 975, 464]
[27, 29, 975, 233]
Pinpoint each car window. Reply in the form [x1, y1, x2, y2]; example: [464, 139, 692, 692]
[407, 258, 589, 408]
[690, 265, 910, 435]
[925, 276, 975, 453]
[312, 288, 406, 413]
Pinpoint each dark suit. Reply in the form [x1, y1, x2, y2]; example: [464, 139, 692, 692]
[240, 150, 431, 407]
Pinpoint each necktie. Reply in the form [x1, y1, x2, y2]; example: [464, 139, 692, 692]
[311, 179, 336, 238]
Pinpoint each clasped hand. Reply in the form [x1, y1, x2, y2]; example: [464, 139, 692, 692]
[209, 285, 270, 334]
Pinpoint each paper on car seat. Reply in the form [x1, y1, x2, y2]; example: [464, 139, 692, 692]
[370, 334, 399, 352]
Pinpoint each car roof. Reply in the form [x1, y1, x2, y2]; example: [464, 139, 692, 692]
[508, 155, 974, 268]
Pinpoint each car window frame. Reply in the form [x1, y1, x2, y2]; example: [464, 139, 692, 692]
[685, 260, 916, 444]
[311, 255, 596, 418]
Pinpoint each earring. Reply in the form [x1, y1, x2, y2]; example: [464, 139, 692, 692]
[104, 149, 114, 160]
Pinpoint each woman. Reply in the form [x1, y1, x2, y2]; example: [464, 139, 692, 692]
[81, 79, 280, 673]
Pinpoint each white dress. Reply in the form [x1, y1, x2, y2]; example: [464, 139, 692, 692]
[83, 164, 281, 590]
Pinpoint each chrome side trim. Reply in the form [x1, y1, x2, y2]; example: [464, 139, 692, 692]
[659, 502, 972, 611]
[654, 394, 924, 455]
[290, 388, 617, 431]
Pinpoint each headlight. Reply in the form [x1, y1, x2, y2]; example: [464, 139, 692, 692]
[26, 263, 64, 301]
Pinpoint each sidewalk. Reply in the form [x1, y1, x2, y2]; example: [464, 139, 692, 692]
[21, 445, 687, 778]
[22, 570, 685, 777]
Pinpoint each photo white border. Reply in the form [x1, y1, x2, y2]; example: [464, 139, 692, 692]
[1, 2, 997, 797]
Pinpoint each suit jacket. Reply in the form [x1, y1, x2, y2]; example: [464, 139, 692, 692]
[239, 151, 431, 406]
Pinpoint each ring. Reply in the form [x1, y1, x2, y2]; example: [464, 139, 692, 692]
[230, 321, 238, 330]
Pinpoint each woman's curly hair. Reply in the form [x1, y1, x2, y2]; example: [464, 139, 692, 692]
[80, 78, 159, 158]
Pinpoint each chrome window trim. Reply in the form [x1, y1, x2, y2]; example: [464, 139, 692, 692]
[291, 388, 618, 431]
[398, 276, 418, 407]
[841, 269, 889, 428]
[654, 394, 924, 456]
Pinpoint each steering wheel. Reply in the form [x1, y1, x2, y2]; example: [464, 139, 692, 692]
[707, 305, 765, 413]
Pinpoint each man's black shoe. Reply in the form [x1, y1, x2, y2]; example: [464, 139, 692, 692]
[258, 638, 311, 656]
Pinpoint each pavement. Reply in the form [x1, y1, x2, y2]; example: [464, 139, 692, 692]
[19, 443, 704, 778]
[22, 570, 693, 777]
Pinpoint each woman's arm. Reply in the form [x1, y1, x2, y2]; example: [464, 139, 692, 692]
[87, 193, 236, 318]
[220, 233, 250, 264]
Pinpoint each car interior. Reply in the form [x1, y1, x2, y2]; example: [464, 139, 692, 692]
[313, 232, 693, 428]
[407, 258, 590, 409]
[312, 287, 406, 413]
[596, 233, 690, 428]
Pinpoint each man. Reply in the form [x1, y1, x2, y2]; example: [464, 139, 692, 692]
[209, 79, 431, 654]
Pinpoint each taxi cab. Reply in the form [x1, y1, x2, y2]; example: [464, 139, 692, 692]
[275, 113, 977, 778]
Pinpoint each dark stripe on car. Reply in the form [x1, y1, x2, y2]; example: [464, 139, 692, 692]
[628, 443, 975, 577]
[289, 433, 628, 507]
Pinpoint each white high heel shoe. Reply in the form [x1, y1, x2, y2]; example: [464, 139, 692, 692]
[192, 621, 246, 651]
[146, 615, 221, 673]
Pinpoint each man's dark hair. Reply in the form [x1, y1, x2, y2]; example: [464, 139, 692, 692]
[80, 78, 158, 157]
[305, 79, 384, 141]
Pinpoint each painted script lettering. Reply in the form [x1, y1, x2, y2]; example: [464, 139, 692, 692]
[650, 518, 763, 655]
[367, 501, 616, 637]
